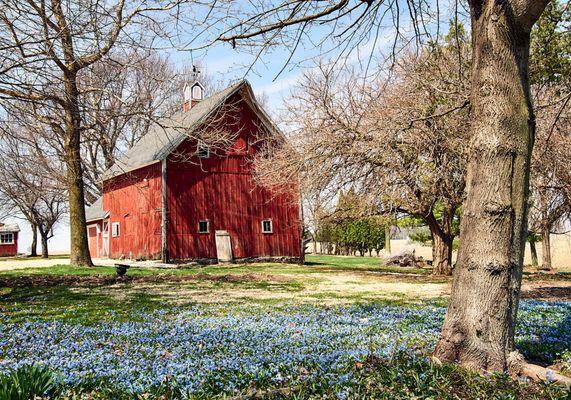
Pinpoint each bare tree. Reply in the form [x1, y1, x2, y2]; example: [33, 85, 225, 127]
[528, 88, 571, 270]
[527, 1, 571, 271]
[0, 0, 187, 266]
[0, 127, 67, 258]
[80, 51, 181, 203]
[215, 0, 558, 376]
[257, 34, 470, 275]
[79, 57, 232, 203]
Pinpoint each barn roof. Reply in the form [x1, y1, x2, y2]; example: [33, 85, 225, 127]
[102, 79, 279, 181]
[0, 223, 20, 232]
[85, 197, 108, 223]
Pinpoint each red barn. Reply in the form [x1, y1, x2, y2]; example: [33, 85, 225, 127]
[86, 79, 302, 262]
[0, 223, 19, 257]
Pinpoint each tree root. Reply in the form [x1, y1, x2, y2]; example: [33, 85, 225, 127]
[508, 352, 571, 387]
[430, 353, 571, 388]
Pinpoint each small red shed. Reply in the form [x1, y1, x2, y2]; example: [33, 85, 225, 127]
[0, 223, 19, 257]
[86, 79, 302, 262]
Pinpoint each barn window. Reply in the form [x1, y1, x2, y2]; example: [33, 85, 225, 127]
[261, 219, 273, 234]
[198, 220, 209, 233]
[197, 142, 210, 158]
[112, 222, 120, 237]
[0, 233, 14, 244]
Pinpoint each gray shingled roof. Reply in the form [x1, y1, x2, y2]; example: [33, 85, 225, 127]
[0, 223, 20, 232]
[85, 196, 107, 222]
[102, 80, 248, 180]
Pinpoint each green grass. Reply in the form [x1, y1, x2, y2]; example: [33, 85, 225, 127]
[1, 255, 570, 399]
[0, 254, 431, 279]
[0, 264, 116, 277]
[0, 255, 439, 324]
[0, 254, 561, 325]
[305, 254, 431, 274]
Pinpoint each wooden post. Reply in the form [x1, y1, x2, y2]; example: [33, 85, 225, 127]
[161, 159, 168, 262]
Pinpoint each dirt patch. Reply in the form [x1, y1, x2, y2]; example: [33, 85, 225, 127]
[309, 272, 450, 301]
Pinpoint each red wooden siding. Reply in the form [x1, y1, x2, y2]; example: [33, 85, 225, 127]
[0, 232, 18, 256]
[98, 89, 301, 261]
[166, 95, 301, 260]
[167, 160, 301, 259]
[103, 163, 162, 259]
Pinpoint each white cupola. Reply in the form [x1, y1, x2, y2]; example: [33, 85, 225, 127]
[183, 65, 205, 112]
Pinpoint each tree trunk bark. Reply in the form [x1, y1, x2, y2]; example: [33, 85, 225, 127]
[385, 225, 391, 255]
[432, 232, 454, 276]
[540, 226, 552, 270]
[425, 210, 454, 276]
[434, 1, 544, 372]
[30, 223, 38, 257]
[40, 233, 49, 259]
[64, 72, 93, 267]
[530, 240, 538, 267]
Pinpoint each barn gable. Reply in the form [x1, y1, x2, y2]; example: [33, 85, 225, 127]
[102, 80, 281, 181]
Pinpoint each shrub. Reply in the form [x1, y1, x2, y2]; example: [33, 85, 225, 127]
[409, 228, 432, 246]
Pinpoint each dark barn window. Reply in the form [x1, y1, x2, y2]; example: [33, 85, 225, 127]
[198, 220, 209, 233]
[0, 233, 14, 244]
[262, 219, 273, 234]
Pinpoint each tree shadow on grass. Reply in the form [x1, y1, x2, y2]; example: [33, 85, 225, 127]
[0, 284, 167, 324]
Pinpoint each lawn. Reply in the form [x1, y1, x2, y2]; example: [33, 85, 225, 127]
[0, 255, 570, 399]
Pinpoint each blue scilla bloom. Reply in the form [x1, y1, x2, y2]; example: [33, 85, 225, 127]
[0, 300, 569, 396]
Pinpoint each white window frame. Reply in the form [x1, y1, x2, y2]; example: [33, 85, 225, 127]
[261, 219, 273, 234]
[197, 141, 210, 158]
[198, 220, 209, 234]
[111, 222, 120, 238]
[192, 84, 203, 100]
[0, 233, 14, 244]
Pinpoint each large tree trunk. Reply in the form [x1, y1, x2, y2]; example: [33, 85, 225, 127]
[434, 0, 547, 372]
[540, 226, 552, 270]
[30, 222, 38, 257]
[40, 232, 49, 259]
[529, 240, 538, 267]
[64, 72, 94, 267]
[432, 232, 454, 276]
[384, 225, 391, 255]
[425, 210, 454, 276]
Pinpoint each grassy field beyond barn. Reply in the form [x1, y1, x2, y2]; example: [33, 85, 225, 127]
[0, 255, 570, 399]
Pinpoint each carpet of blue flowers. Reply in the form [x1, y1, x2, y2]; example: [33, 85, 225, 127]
[1, 300, 570, 397]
